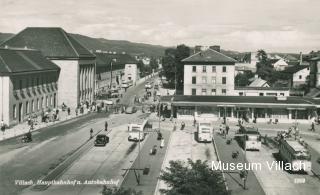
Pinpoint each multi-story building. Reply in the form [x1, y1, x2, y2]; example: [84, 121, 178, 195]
[182, 48, 236, 96]
[0, 48, 60, 126]
[282, 65, 310, 88]
[124, 63, 139, 84]
[95, 51, 138, 93]
[1, 27, 95, 109]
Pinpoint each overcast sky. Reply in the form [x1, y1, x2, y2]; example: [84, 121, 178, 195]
[1, 0, 320, 53]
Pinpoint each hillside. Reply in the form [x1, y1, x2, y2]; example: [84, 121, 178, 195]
[71, 34, 166, 57]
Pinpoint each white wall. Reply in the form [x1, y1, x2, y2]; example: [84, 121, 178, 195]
[184, 64, 235, 95]
[124, 64, 139, 83]
[293, 67, 310, 86]
[0, 76, 10, 125]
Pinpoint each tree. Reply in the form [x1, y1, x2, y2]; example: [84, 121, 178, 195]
[235, 71, 255, 86]
[101, 186, 142, 195]
[162, 45, 190, 89]
[149, 57, 159, 71]
[160, 159, 227, 195]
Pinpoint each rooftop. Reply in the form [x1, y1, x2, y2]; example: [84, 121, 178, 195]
[249, 78, 269, 87]
[0, 27, 95, 59]
[0, 48, 60, 75]
[182, 48, 236, 65]
[282, 65, 309, 74]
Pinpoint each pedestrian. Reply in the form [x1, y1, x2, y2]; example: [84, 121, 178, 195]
[311, 122, 315, 132]
[105, 121, 108, 131]
[226, 125, 230, 135]
[75, 108, 78, 116]
[67, 107, 71, 115]
[90, 128, 93, 139]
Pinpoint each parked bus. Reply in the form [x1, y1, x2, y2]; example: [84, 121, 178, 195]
[197, 122, 213, 143]
[238, 126, 261, 151]
[278, 138, 312, 172]
[128, 118, 151, 141]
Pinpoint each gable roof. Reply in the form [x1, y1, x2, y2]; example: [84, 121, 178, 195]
[0, 27, 95, 59]
[282, 65, 309, 74]
[94, 52, 137, 73]
[182, 48, 236, 65]
[0, 48, 60, 76]
[249, 78, 269, 87]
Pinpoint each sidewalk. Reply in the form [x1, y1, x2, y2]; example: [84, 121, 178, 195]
[0, 108, 91, 141]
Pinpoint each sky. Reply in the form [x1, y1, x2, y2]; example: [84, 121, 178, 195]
[0, 0, 320, 53]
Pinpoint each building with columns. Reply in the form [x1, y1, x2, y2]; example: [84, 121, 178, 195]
[0, 48, 60, 126]
[1, 27, 95, 109]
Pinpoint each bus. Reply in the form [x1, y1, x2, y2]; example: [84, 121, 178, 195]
[278, 138, 312, 172]
[122, 80, 133, 88]
[197, 122, 213, 143]
[238, 126, 261, 151]
[128, 118, 151, 141]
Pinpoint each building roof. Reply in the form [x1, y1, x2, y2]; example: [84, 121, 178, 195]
[0, 48, 60, 75]
[94, 52, 137, 73]
[249, 78, 268, 87]
[167, 95, 317, 108]
[282, 65, 309, 74]
[235, 86, 289, 91]
[0, 27, 95, 59]
[182, 48, 236, 65]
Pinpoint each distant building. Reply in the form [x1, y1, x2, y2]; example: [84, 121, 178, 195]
[182, 48, 236, 96]
[94, 51, 136, 93]
[234, 87, 289, 97]
[282, 65, 310, 88]
[1, 27, 96, 109]
[0, 48, 60, 126]
[235, 52, 258, 73]
[273, 59, 289, 71]
[124, 64, 139, 84]
[249, 76, 269, 87]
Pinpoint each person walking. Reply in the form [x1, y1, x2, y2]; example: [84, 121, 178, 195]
[67, 107, 71, 115]
[90, 128, 93, 139]
[105, 121, 108, 131]
[311, 122, 315, 132]
[226, 125, 230, 135]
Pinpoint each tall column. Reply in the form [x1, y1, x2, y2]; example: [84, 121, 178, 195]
[288, 110, 292, 120]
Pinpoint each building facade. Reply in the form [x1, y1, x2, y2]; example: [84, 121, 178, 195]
[0, 48, 60, 126]
[1, 27, 95, 109]
[183, 48, 236, 96]
[124, 64, 139, 84]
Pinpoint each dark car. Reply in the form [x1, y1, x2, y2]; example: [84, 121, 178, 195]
[125, 106, 137, 114]
[94, 134, 109, 146]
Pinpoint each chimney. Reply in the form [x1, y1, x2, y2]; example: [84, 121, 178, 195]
[194, 45, 202, 54]
[299, 52, 303, 65]
[210, 45, 220, 52]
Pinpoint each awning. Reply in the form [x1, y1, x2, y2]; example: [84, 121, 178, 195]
[217, 105, 236, 107]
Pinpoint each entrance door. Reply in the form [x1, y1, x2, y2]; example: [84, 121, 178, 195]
[18, 103, 23, 122]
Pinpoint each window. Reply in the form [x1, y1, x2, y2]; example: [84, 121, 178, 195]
[259, 93, 264, 96]
[192, 66, 196, 72]
[13, 104, 16, 119]
[26, 101, 29, 114]
[211, 77, 216, 84]
[239, 92, 244, 96]
[31, 78, 34, 87]
[19, 80, 22, 90]
[222, 89, 227, 95]
[212, 66, 216, 72]
[222, 77, 226, 84]
[192, 88, 196, 95]
[192, 76, 196, 84]
[37, 99, 40, 110]
[26, 78, 29, 88]
[222, 66, 227, 72]
[36, 77, 39, 86]
[41, 97, 44, 108]
[202, 66, 206, 72]
[31, 100, 34, 112]
[201, 89, 207, 95]
[202, 76, 207, 84]
[46, 96, 48, 107]
[211, 89, 216, 95]
[280, 93, 285, 96]
[299, 75, 302, 79]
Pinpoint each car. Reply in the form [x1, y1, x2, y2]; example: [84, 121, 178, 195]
[145, 82, 152, 89]
[94, 134, 109, 146]
[104, 100, 114, 105]
[125, 106, 137, 114]
[150, 145, 157, 155]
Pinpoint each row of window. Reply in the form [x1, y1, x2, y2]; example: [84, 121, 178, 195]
[192, 76, 227, 84]
[12, 94, 56, 119]
[13, 76, 57, 90]
[191, 88, 227, 95]
[192, 65, 227, 73]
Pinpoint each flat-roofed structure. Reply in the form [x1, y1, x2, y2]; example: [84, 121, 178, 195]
[161, 95, 319, 124]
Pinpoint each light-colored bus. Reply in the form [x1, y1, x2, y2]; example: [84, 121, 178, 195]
[128, 118, 151, 141]
[197, 122, 213, 143]
[279, 139, 312, 172]
[238, 126, 261, 151]
[122, 80, 133, 88]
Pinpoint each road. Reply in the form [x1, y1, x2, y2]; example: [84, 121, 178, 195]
[121, 124, 171, 195]
[213, 133, 265, 195]
[0, 76, 157, 195]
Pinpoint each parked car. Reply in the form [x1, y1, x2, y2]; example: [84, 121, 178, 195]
[145, 82, 152, 89]
[125, 106, 137, 114]
[150, 145, 157, 155]
[94, 134, 109, 146]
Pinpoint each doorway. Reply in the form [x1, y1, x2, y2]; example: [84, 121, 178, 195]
[18, 103, 23, 122]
